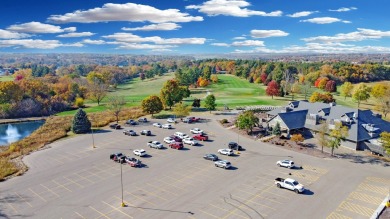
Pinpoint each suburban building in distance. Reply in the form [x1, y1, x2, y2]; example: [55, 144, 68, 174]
[267, 100, 390, 154]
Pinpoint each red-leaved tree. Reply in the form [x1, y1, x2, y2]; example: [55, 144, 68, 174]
[266, 80, 280, 99]
[325, 80, 337, 92]
[260, 73, 267, 84]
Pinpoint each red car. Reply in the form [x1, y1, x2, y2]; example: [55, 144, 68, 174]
[188, 117, 201, 123]
[193, 134, 208, 141]
[169, 142, 184, 150]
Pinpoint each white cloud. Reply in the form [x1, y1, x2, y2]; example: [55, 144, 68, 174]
[48, 3, 203, 23]
[57, 32, 95, 38]
[0, 39, 82, 49]
[122, 23, 181, 31]
[302, 28, 390, 43]
[186, 0, 282, 17]
[300, 17, 349, 24]
[211, 43, 230, 47]
[0, 29, 31, 39]
[232, 40, 264, 47]
[232, 36, 246, 40]
[329, 7, 357, 12]
[287, 11, 318, 18]
[250, 29, 289, 38]
[7, 22, 76, 33]
[102, 32, 206, 45]
[82, 39, 106, 45]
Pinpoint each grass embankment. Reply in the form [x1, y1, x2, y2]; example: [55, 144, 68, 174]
[0, 107, 146, 180]
[0, 75, 14, 82]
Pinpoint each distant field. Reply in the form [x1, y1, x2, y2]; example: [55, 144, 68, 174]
[0, 75, 14, 82]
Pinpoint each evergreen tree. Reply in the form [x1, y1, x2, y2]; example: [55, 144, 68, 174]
[273, 122, 281, 136]
[72, 108, 91, 134]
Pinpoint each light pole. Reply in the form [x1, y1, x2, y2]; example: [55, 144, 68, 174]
[91, 127, 96, 149]
[120, 163, 125, 207]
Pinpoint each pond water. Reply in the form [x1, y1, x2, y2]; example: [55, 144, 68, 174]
[0, 120, 45, 146]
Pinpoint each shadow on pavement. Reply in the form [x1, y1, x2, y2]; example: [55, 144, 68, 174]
[336, 153, 390, 167]
[302, 189, 314, 195]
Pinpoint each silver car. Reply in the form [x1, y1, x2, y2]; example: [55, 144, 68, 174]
[214, 160, 231, 169]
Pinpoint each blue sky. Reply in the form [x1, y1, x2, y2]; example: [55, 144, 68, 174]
[1, 0, 390, 54]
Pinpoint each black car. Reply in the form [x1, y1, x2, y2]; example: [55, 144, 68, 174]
[110, 152, 125, 163]
[203, 154, 219, 161]
[138, 118, 148, 123]
[109, 123, 121, 129]
[228, 142, 242, 151]
[140, 130, 151, 136]
[123, 130, 137, 136]
[125, 119, 138, 125]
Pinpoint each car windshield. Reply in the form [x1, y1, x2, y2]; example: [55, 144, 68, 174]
[292, 181, 299, 186]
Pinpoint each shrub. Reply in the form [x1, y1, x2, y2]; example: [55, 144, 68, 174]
[74, 97, 84, 108]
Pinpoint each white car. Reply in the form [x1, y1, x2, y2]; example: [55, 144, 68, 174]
[174, 132, 189, 139]
[164, 137, 175, 144]
[167, 118, 176, 123]
[214, 160, 231, 169]
[183, 137, 198, 146]
[147, 141, 163, 149]
[162, 124, 172, 129]
[190, 128, 203, 134]
[133, 149, 146, 157]
[218, 149, 234, 156]
[153, 123, 162, 128]
[276, 160, 295, 169]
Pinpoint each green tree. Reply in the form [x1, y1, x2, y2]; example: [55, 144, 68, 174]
[160, 79, 189, 109]
[141, 95, 163, 117]
[107, 96, 126, 123]
[273, 122, 281, 136]
[352, 83, 371, 107]
[340, 82, 354, 100]
[173, 102, 192, 118]
[380, 132, 390, 155]
[72, 108, 91, 134]
[316, 121, 329, 153]
[235, 111, 259, 134]
[204, 94, 217, 112]
[328, 122, 349, 156]
[192, 98, 201, 108]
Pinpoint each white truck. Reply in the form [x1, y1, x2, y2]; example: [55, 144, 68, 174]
[275, 178, 305, 194]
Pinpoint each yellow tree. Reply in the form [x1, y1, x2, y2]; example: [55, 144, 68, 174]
[340, 82, 354, 100]
[352, 83, 371, 107]
[328, 122, 349, 156]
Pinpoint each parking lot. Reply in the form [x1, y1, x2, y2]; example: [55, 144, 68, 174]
[0, 113, 389, 219]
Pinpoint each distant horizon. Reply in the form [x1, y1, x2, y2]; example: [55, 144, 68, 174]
[1, 0, 390, 54]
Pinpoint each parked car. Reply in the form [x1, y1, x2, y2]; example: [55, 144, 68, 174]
[214, 160, 231, 169]
[228, 142, 242, 151]
[147, 141, 164, 149]
[169, 142, 183, 150]
[188, 117, 200, 123]
[174, 132, 189, 139]
[164, 137, 176, 144]
[276, 160, 295, 169]
[138, 118, 148, 123]
[110, 152, 125, 163]
[275, 178, 305, 194]
[190, 128, 203, 134]
[133, 149, 146, 157]
[124, 157, 141, 167]
[182, 117, 192, 123]
[193, 134, 208, 141]
[125, 119, 138, 125]
[203, 154, 218, 161]
[109, 123, 121, 129]
[123, 130, 137, 136]
[162, 124, 172, 129]
[140, 130, 151, 136]
[218, 149, 234, 156]
[153, 123, 162, 128]
[169, 135, 183, 142]
[167, 118, 177, 123]
[183, 137, 198, 146]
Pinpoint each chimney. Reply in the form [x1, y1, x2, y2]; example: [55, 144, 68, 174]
[329, 102, 336, 107]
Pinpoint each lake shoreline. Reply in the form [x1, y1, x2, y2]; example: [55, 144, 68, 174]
[0, 117, 47, 125]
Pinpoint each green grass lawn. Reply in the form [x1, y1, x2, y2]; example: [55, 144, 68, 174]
[0, 75, 14, 82]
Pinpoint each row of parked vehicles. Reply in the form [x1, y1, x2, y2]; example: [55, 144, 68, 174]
[109, 152, 142, 167]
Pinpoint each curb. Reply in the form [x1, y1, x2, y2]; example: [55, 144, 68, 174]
[370, 194, 389, 219]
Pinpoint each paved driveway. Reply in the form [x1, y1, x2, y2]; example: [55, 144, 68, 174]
[0, 113, 389, 219]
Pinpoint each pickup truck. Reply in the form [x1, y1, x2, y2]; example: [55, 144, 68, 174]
[275, 178, 305, 194]
[124, 157, 141, 167]
[147, 141, 163, 149]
